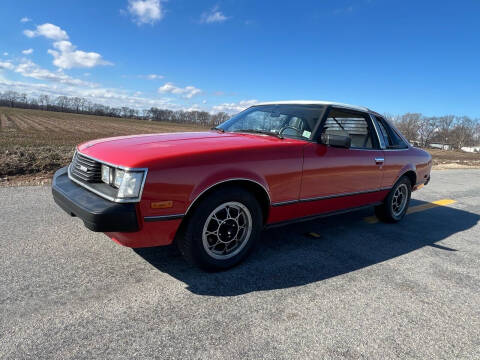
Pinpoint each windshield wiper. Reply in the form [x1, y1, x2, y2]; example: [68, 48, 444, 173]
[232, 129, 283, 139]
[211, 127, 225, 133]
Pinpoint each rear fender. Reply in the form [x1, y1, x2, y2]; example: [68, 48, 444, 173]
[396, 163, 417, 186]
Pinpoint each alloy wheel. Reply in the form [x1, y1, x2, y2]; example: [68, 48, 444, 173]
[202, 201, 253, 260]
[392, 183, 408, 217]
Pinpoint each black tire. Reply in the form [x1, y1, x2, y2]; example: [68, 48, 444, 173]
[375, 176, 412, 223]
[177, 186, 263, 271]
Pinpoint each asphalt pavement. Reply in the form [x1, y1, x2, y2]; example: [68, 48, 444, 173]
[1, 169, 479, 359]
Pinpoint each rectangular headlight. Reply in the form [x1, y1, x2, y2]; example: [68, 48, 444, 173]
[117, 171, 145, 198]
[101, 164, 111, 184]
[113, 169, 125, 188]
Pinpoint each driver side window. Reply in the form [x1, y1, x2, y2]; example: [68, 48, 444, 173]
[322, 109, 374, 149]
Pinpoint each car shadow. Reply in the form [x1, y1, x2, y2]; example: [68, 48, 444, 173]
[133, 199, 479, 296]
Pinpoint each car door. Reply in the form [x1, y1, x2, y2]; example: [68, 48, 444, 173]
[372, 115, 411, 189]
[297, 107, 386, 218]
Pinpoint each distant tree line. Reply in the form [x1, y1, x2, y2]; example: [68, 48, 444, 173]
[385, 113, 480, 150]
[1, 91, 479, 149]
[0, 91, 230, 127]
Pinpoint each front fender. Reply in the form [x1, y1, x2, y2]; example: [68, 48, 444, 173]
[187, 168, 271, 208]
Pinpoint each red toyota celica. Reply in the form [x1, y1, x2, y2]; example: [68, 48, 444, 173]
[52, 101, 432, 270]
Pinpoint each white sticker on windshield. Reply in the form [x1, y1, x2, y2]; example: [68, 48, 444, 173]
[303, 130, 311, 138]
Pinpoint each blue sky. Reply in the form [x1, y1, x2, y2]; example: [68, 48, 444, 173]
[1, 0, 479, 116]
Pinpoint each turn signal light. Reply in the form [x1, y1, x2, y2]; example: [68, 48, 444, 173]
[151, 201, 173, 209]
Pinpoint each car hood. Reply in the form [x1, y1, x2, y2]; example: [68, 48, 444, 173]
[78, 131, 303, 168]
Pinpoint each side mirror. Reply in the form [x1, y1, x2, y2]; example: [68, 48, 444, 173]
[320, 133, 351, 148]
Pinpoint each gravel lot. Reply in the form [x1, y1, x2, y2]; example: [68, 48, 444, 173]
[1, 169, 479, 359]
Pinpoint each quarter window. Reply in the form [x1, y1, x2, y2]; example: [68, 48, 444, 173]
[374, 116, 408, 149]
[322, 109, 374, 149]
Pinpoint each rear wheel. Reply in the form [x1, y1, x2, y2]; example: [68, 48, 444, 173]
[375, 176, 412, 223]
[177, 186, 262, 271]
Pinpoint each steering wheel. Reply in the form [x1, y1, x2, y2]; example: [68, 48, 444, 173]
[278, 126, 300, 136]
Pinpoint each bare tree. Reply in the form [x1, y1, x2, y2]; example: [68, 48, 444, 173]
[56, 96, 69, 112]
[418, 116, 437, 147]
[7, 91, 479, 144]
[18, 93, 28, 104]
[29, 97, 39, 108]
[437, 115, 455, 145]
[38, 95, 50, 110]
[211, 112, 230, 126]
[3, 91, 19, 107]
[474, 121, 480, 144]
[450, 116, 476, 149]
[71, 97, 83, 113]
[395, 113, 422, 142]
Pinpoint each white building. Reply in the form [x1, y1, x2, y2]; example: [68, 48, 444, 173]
[461, 146, 480, 153]
[430, 143, 452, 150]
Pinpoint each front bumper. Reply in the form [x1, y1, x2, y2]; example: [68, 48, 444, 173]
[52, 167, 139, 232]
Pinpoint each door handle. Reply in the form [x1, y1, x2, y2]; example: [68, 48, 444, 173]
[375, 157, 384, 164]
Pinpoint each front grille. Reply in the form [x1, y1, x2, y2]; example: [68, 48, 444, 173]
[70, 152, 102, 183]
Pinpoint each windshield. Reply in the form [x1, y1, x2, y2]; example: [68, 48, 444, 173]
[217, 105, 324, 140]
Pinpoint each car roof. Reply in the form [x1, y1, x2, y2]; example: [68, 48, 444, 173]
[254, 100, 371, 113]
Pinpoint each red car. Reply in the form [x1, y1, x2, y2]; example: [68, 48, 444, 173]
[52, 101, 432, 270]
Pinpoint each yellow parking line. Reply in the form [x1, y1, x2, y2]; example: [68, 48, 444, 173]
[407, 199, 456, 214]
[364, 199, 456, 224]
[364, 216, 380, 224]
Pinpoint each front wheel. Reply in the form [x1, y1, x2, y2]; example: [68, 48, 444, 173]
[375, 176, 412, 223]
[177, 186, 262, 271]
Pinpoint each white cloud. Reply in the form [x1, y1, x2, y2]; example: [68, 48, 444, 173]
[2, 52, 8, 56]
[200, 6, 229, 24]
[147, 74, 163, 79]
[47, 40, 112, 69]
[0, 76, 183, 110]
[0, 67, 250, 114]
[20, 17, 31, 23]
[23, 23, 111, 69]
[0, 61, 15, 70]
[140, 73, 163, 80]
[158, 82, 202, 98]
[127, 0, 163, 25]
[22, 48, 34, 55]
[184, 104, 202, 112]
[23, 23, 69, 41]
[212, 100, 258, 113]
[0, 60, 202, 112]
[333, 5, 354, 14]
[13, 59, 97, 87]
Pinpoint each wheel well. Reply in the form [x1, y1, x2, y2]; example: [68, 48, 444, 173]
[183, 180, 271, 225]
[402, 170, 416, 187]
